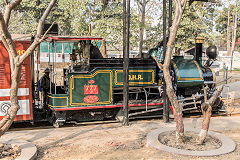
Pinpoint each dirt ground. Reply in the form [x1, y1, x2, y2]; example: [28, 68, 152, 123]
[3, 116, 240, 160]
[159, 131, 221, 151]
[6, 68, 240, 159]
[36, 119, 240, 160]
[0, 144, 20, 160]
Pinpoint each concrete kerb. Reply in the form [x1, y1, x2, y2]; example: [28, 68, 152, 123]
[0, 139, 37, 160]
[147, 127, 236, 157]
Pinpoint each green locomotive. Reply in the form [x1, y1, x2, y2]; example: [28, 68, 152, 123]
[35, 36, 219, 127]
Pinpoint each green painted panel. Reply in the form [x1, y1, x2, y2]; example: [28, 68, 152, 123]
[172, 56, 204, 87]
[48, 94, 68, 108]
[115, 68, 155, 86]
[69, 70, 113, 106]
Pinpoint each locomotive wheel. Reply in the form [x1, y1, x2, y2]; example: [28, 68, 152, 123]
[53, 121, 64, 128]
[53, 122, 59, 128]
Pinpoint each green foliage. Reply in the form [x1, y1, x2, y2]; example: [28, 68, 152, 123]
[92, 1, 123, 45]
[175, 2, 218, 50]
[215, 1, 240, 50]
[4, 0, 237, 53]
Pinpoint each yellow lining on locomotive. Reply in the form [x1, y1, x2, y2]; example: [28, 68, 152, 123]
[114, 70, 155, 85]
[69, 70, 113, 106]
[172, 60, 203, 81]
[48, 96, 68, 108]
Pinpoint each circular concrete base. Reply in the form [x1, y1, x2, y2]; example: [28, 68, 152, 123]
[0, 139, 37, 160]
[147, 127, 236, 157]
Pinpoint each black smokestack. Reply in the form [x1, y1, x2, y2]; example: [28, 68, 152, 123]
[195, 37, 204, 66]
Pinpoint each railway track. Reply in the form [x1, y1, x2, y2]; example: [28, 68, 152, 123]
[8, 120, 119, 132]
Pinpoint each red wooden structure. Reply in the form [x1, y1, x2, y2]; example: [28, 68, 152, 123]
[0, 41, 33, 121]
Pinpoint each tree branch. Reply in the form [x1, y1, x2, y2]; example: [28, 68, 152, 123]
[153, 57, 163, 69]
[137, 2, 142, 13]
[19, 0, 56, 64]
[4, 0, 22, 26]
[4, 0, 9, 5]
[136, 0, 143, 6]
[197, 86, 224, 144]
[208, 86, 224, 106]
[0, 12, 18, 60]
[36, 0, 56, 37]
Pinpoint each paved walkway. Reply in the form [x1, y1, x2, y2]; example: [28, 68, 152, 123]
[221, 81, 240, 99]
[3, 116, 240, 142]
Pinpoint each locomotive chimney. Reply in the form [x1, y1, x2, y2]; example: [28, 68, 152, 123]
[195, 37, 204, 66]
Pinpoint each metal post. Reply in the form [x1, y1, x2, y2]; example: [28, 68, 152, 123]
[36, 46, 40, 99]
[48, 42, 52, 94]
[163, 0, 169, 123]
[123, 0, 130, 126]
[169, 0, 172, 29]
[165, 0, 173, 122]
[54, 41, 57, 94]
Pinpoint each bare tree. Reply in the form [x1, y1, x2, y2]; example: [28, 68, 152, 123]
[0, 0, 56, 137]
[156, 0, 188, 143]
[227, 5, 238, 57]
[196, 86, 223, 144]
[230, 11, 238, 56]
[157, 0, 223, 143]
[227, 9, 231, 56]
[137, 0, 150, 58]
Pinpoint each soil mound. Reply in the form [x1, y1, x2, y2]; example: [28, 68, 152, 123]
[159, 131, 222, 151]
[0, 143, 20, 160]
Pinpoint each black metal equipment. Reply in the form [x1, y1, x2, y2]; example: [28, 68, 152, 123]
[162, 0, 172, 123]
[43, 24, 58, 35]
[122, 0, 130, 126]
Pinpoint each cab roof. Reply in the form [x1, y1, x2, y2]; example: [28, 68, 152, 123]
[46, 36, 103, 42]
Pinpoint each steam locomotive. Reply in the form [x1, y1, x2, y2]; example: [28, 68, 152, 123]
[0, 36, 220, 127]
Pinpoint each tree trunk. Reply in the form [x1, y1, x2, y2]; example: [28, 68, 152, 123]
[0, 64, 21, 137]
[230, 13, 237, 56]
[162, 0, 187, 143]
[163, 66, 184, 143]
[197, 86, 223, 144]
[196, 102, 211, 144]
[227, 9, 231, 56]
[0, 0, 56, 138]
[138, 0, 146, 58]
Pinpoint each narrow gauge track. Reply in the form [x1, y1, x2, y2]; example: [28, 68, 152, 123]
[8, 120, 119, 132]
[8, 112, 238, 132]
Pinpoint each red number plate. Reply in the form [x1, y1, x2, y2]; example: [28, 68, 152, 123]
[84, 85, 99, 95]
